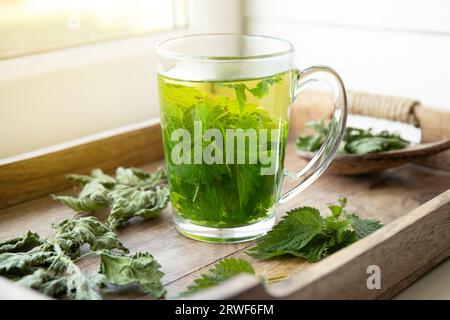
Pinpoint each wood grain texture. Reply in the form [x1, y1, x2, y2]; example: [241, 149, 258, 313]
[0, 91, 449, 299]
[2, 90, 448, 210]
[415, 105, 450, 171]
[1, 142, 449, 299]
[185, 189, 450, 299]
[0, 119, 164, 209]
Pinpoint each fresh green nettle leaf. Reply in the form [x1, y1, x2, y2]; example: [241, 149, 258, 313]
[99, 251, 166, 298]
[295, 119, 327, 152]
[346, 213, 383, 238]
[248, 207, 323, 260]
[247, 199, 383, 262]
[295, 119, 409, 155]
[179, 258, 255, 297]
[54, 167, 169, 228]
[0, 231, 42, 254]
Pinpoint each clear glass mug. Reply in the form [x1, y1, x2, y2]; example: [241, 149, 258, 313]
[156, 34, 347, 243]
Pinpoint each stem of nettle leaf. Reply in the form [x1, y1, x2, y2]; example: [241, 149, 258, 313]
[47, 242, 64, 271]
[192, 186, 200, 203]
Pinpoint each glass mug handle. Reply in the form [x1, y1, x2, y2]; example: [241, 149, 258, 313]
[279, 66, 348, 204]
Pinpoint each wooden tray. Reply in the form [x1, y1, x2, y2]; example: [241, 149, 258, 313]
[1, 95, 450, 300]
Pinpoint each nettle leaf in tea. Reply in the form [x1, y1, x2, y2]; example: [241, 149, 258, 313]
[158, 72, 292, 228]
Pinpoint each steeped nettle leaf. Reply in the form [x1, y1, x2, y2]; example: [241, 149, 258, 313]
[296, 119, 409, 155]
[99, 251, 166, 298]
[220, 83, 248, 112]
[179, 258, 255, 297]
[107, 185, 170, 229]
[0, 231, 42, 254]
[249, 74, 282, 98]
[52, 216, 128, 257]
[233, 164, 260, 210]
[53, 181, 110, 212]
[247, 199, 383, 262]
[220, 74, 283, 112]
[0, 251, 55, 276]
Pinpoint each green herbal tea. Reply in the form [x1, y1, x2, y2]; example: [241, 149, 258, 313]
[158, 71, 292, 228]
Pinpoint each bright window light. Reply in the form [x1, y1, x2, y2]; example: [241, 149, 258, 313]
[0, 0, 188, 60]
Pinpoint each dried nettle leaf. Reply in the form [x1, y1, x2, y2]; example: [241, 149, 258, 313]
[0, 223, 164, 299]
[0, 251, 55, 277]
[54, 167, 169, 228]
[50, 216, 128, 257]
[0, 231, 42, 254]
[67, 168, 117, 186]
[53, 181, 110, 212]
[107, 185, 169, 229]
[99, 251, 166, 298]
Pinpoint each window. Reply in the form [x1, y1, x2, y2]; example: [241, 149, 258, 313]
[0, 0, 188, 60]
[0, 0, 242, 159]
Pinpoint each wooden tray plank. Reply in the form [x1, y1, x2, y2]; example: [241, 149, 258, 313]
[3, 90, 449, 211]
[1, 89, 450, 299]
[186, 190, 450, 300]
[1, 142, 449, 299]
[0, 119, 163, 209]
[164, 163, 450, 298]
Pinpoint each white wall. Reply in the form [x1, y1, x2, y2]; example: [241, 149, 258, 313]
[6, 0, 448, 158]
[0, 0, 243, 158]
[244, 0, 450, 110]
